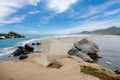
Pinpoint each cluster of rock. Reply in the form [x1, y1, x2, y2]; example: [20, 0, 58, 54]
[68, 38, 100, 62]
[12, 42, 41, 60]
[0, 31, 25, 39]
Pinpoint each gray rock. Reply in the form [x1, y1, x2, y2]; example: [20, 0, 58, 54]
[74, 38, 99, 55]
[68, 38, 99, 62]
[77, 52, 93, 62]
[68, 48, 78, 55]
[68, 48, 93, 62]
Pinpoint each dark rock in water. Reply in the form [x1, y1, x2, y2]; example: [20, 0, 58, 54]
[18, 46, 24, 49]
[25, 43, 34, 52]
[114, 70, 120, 75]
[19, 54, 28, 60]
[13, 48, 23, 56]
[13, 51, 21, 56]
[32, 43, 36, 45]
[74, 38, 99, 55]
[12, 46, 28, 56]
[36, 42, 41, 45]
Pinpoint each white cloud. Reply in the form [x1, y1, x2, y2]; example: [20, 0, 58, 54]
[28, 10, 41, 14]
[0, 0, 41, 26]
[46, 0, 78, 13]
[89, 8, 120, 20]
[57, 18, 120, 34]
[78, 1, 120, 18]
[104, 9, 120, 16]
[0, 15, 26, 24]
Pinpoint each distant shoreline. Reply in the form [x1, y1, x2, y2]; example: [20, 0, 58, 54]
[0, 31, 25, 39]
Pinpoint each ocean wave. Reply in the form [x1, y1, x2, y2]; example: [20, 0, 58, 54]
[17, 39, 40, 46]
[0, 47, 17, 56]
[52, 34, 89, 39]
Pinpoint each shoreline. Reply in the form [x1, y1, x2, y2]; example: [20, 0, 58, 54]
[0, 35, 120, 80]
[0, 34, 118, 63]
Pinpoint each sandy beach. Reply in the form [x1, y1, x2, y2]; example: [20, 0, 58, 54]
[0, 35, 120, 80]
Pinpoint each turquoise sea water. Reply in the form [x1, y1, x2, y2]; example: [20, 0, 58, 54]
[0, 34, 40, 55]
[0, 34, 48, 55]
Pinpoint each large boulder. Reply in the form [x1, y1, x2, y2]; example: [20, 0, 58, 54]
[12, 46, 28, 56]
[74, 38, 99, 55]
[12, 46, 24, 56]
[25, 43, 34, 52]
[68, 48, 93, 62]
[68, 38, 99, 62]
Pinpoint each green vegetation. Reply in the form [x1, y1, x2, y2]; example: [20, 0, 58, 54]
[7, 31, 21, 37]
[81, 65, 98, 74]
[80, 65, 120, 80]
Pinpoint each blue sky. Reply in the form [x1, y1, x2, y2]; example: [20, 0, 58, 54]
[0, 0, 120, 34]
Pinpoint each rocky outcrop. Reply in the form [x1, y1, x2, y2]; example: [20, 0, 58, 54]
[74, 38, 99, 54]
[12, 42, 41, 60]
[68, 48, 94, 62]
[68, 38, 99, 62]
[25, 43, 34, 52]
[0, 31, 25, 39]
[13, 46, 26, 56]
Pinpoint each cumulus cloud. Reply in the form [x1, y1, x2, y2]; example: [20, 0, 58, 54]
[0, 0, 41, 26]
[46, 0, 78, 13]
